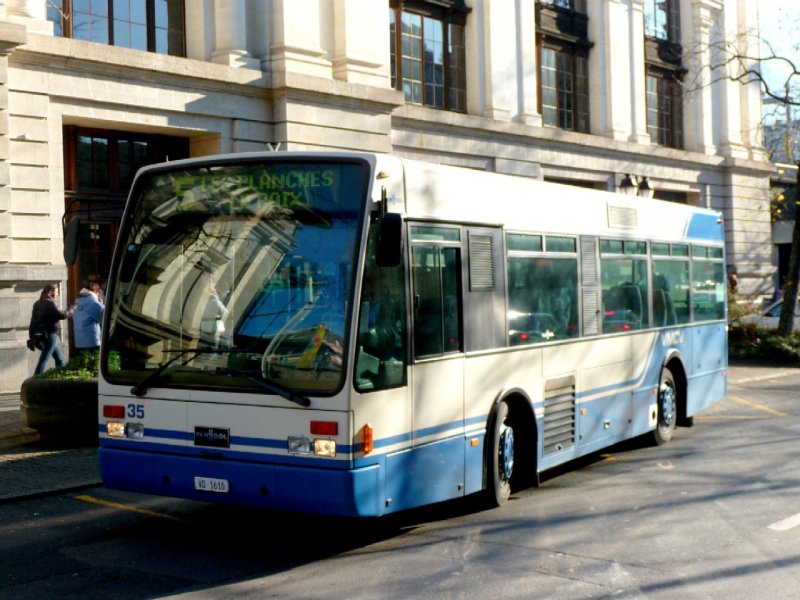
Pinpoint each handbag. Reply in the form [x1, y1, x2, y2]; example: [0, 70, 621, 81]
[27, 330, 46, 351]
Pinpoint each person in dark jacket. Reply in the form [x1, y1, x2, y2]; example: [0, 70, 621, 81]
[29, 284, 74, 374]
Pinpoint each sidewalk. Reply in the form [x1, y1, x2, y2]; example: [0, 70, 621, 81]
[0, 392, 100, 502]
[0, 362, 796, 503]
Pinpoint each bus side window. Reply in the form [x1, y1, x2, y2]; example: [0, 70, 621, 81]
[652, 259, 689, 325]
[412, 245, 462, 358]
[601, 258, 648, 332]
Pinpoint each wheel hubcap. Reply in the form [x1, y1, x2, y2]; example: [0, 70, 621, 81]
[499, 424, 514, 481]
[659, 383, 676, 427]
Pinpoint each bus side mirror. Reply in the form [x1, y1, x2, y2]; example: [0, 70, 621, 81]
[376, 212, 402, 268]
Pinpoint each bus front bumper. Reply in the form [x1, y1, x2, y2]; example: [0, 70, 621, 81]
[99, 447, 383, 517]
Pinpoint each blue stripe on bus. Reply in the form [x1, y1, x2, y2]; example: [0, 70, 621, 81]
[99, 326, 724, 464]
[99, 437, 358, 468]
[97, 373, 634, 461]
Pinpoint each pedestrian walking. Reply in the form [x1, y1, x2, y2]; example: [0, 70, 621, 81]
[72, 283, 105, 355]
[28, 284, 74, 374]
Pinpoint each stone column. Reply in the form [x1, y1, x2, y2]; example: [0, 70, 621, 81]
[628, 0, 650, 143]
[212, 0, 260, 69]
[717, 0, 747, 158]
[593, 0, 648, 142]
[6, 0, 43, 19]
[683, 0, 721, 154]
[734, 0, 764, 160]
[0, 21, 26, 265]
[5, 0, 52, 34]
[471, 0, 515, 121]
[269, 0, 330, 78]
[516, 0, 541, 125]
[331, 0, 387, 87]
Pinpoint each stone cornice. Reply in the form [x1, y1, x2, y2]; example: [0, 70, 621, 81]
[392, 103, 774, 175]
[721, 156, 778, 177]
[10, 33, 269, 100]
[13, 32, 402, 109]
[269, 70, 403, 111]
[0, 21, 27, 56]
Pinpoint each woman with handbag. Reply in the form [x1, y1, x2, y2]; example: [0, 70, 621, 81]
[29, 284, 74, 374]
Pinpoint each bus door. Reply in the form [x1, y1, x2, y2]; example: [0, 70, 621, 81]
[400, 224, 465, 509]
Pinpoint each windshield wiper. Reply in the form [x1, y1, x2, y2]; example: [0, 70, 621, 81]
[130, 346, 218, 397]
[216, 367, 311, 407]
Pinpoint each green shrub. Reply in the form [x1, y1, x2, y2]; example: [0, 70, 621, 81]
[35, 350, 120, 380]
[728, 323, 800, 364]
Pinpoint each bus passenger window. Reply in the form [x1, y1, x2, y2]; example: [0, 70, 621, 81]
[652, 259, 689, 326]
[601, 257, 648, 333]
[506, 256, 578, 344]
[691, 254, 725, 321]
[412, 245, 462, 358]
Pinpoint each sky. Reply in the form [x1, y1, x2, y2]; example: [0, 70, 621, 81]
[758, 0, 800, 92]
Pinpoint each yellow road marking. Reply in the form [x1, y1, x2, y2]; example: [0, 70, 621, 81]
[74, 494, 184, 522]
[726, 394, 790, 418]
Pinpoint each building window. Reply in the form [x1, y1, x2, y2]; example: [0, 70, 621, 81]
[47, 0, 185, 57]
[540, 0, 587, 11]
[540, 45, 589, 132]
[643, 0, 684, 148]
[646, 73, 683, 148]
[69, 130, 167, 194]
[389, 1, 469, 112]
[536, 2, 592, 133]
[643, 0, 680, 41]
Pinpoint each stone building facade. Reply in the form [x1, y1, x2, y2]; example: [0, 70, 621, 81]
[0, 0, 772, 391]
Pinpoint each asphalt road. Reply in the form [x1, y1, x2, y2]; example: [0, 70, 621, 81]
[1, 365, 799, 599]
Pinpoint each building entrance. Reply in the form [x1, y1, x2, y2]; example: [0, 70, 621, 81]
[62, 127, 189, 353]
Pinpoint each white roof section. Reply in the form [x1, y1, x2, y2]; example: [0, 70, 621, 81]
[397, 158, 723, 244]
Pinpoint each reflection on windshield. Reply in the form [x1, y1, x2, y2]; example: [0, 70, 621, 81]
[104, 159, 369, 396]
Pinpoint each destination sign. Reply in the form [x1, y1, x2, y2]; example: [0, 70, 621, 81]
[172, 168, 337, 213]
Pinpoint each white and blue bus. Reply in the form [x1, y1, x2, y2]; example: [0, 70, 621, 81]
[98, 151, 727, 516]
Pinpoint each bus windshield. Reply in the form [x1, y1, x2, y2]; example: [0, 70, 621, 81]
[103, 158, 370, 397]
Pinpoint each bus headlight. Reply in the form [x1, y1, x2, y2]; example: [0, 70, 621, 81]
[107, 421, 125, 437]
[313, 439, 336, 457]
[125, 423, 145, 439]
[106, 422, 145, 438]
[287, 436, 311, 454]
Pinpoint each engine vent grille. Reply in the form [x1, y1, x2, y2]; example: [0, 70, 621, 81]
[543, 376, 576, 455]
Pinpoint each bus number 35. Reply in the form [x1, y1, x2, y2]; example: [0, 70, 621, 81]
[127, 404, 145, 419]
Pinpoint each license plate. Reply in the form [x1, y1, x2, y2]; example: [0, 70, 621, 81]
[193, 476, 229, 493]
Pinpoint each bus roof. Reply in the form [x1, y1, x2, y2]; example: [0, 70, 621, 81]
[395, 157, 724, 245]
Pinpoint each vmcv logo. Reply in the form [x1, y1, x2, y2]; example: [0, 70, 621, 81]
[661, 330, 685, 347]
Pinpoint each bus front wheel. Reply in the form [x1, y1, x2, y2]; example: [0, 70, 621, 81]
[486, 400, 514, 507]
[652, 367, 677, 446]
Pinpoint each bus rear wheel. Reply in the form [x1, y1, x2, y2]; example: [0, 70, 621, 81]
[652, 367, 677, 446]
[486, 400, 514, 507]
